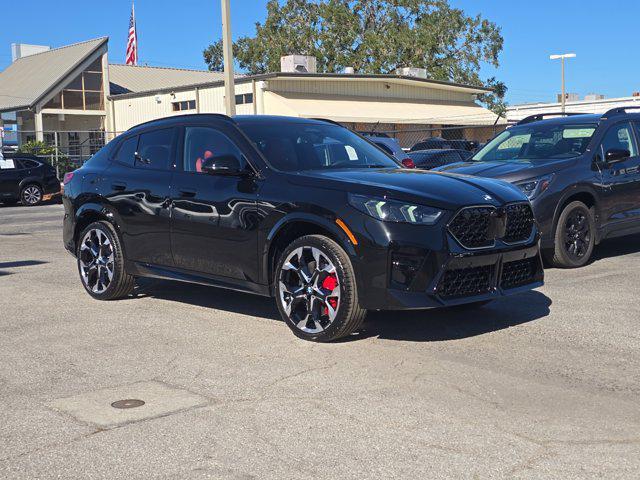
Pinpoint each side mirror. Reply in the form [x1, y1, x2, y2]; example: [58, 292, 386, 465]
[605, 148, 630, 164]
[201, 154, 243, 176]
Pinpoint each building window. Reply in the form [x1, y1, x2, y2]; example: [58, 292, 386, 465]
[235, 93, 253, 105]
[89, 131, 105, 155]
[172, 100, 196, 112]
[44, 56, 104, 111]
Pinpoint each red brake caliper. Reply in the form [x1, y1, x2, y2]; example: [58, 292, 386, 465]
[321, 274, 338, 316]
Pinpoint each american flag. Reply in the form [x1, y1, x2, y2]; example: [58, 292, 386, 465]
[125, 2, 138, 65]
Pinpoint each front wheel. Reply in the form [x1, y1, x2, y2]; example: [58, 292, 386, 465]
[275, 235, 366, 342]
[550, 201, 596, 268]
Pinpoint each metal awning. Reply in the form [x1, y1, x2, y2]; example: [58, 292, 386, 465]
[264, 91, 503, 125]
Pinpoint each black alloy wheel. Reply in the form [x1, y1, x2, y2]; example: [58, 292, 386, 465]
[550, 201, 595, 268]
[275, 235, 366, 342]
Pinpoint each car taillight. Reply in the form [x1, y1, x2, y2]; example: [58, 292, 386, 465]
[401, 158, 415, 169]
[63, 172, 75, 185]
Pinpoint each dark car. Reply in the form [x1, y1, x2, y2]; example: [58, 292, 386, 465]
[435, 109, 640, 268]
[410, 137, 478, 152]
[409, 149, 473, 169]
[358, 132, 413, 166]
[0, 155, 61, 206]
[62, 114, 543, 342]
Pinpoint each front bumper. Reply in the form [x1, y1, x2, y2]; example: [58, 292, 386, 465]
[347, 213, 544, 311]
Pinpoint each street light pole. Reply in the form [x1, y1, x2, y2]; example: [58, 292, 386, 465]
[221, 0, 236, 116]
[550, 53, 576, 113]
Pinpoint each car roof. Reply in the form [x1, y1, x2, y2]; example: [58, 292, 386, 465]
[233, 115, 334, 126]
[517, 113, 602, 128]
[126, 114, 335, 134]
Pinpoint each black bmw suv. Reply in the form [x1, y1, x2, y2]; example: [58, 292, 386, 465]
[62, 114, 543, 341]
[0, 155, 61, 206]
[436, 109, 640, 268]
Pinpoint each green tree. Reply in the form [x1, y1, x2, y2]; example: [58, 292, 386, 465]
[203, 0, 507, 114]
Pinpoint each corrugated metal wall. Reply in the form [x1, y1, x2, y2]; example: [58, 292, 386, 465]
[111, 82, 255, 132]
[110, 77, 479, 133]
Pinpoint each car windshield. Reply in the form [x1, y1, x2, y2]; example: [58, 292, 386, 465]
[472, 123, 597, 161]
[239, 122, 400, 172]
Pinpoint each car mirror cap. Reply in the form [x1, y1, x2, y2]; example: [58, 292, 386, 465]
[201, 154, 244, 176]
[605, 148, 631, 164]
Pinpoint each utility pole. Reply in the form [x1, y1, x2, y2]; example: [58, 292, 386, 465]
[550, 53, 576, 113]
[221, 0, 236, 116]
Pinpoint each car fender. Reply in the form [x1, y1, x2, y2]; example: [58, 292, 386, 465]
[550, 183, 601, 238]
[261, 212, 358, 286]
[74, 201, 126, 246]
[18, 176, 44, 191]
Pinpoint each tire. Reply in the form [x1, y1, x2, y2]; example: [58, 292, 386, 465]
[550, 201, 596, 268]
[21, 184, 43, 206]
[275, 234, 367, 342]
[77, 221, 135, 300]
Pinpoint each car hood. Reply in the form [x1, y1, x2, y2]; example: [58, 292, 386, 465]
[433, 158, 574, 183]
[287, 168, 528, 210]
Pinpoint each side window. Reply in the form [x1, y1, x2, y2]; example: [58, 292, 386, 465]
[20, 159, 39, 169]
[183, 126, 244, 173]
[136, 128, 175, 170]
[600, 122, 637, 157]
[113, 136, 138, 166]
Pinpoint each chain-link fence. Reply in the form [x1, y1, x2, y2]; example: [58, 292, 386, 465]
[2, 130, 122, 178]
[353, 123, 510, 151]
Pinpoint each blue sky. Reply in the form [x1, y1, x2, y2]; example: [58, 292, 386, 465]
[0, 0, 637, 105]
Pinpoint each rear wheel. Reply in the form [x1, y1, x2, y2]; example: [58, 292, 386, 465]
[550, 201, 595, 268]
[275, 235, 366, 342]
[21, 184, 43, 206]
[77, 221, 135, 300]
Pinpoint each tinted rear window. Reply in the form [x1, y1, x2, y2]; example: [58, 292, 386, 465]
[113, 136, 138, 166]
[136, 128, 175, 170]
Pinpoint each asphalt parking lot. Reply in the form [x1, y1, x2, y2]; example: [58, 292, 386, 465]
[0, 203, 638, 479]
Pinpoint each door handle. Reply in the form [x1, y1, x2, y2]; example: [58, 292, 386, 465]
[112, 182, 126, 191]
[179, 189, 196, 198]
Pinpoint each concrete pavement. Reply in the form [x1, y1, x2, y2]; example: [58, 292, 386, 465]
[0, 203, 638, 479]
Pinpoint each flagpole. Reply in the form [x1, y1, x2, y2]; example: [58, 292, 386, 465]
[221, 0, 236, 116]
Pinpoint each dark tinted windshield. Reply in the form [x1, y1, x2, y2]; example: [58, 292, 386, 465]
[473, 123, 597, 161]
[239, 122, 399, 171]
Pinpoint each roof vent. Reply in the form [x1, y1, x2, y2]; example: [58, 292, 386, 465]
[396, 67, 427, 79]
[280, 55, 317, 74]
[11, 43, 50, 62]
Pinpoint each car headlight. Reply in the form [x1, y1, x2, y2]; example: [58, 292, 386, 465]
[515, 174, 555, 200]
[348, 194, 443, 225]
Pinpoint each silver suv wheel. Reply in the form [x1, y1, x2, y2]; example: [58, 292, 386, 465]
[79, 228, 115, 294]
[278, 246, 341, 334]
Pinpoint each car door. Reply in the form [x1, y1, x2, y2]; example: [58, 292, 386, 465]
[0, 158, 21, 199]
[105, 128, 175, 266]
[170, 121, 260, 283]
[596, 121, 640, 230]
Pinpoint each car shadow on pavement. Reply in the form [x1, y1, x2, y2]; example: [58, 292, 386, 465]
[590, 232, 640, 263]
[355, 290, 551, 342]
[134, 278, 551, 343]
[134, 278, 282, 321]
[0, 260, 48, 276]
